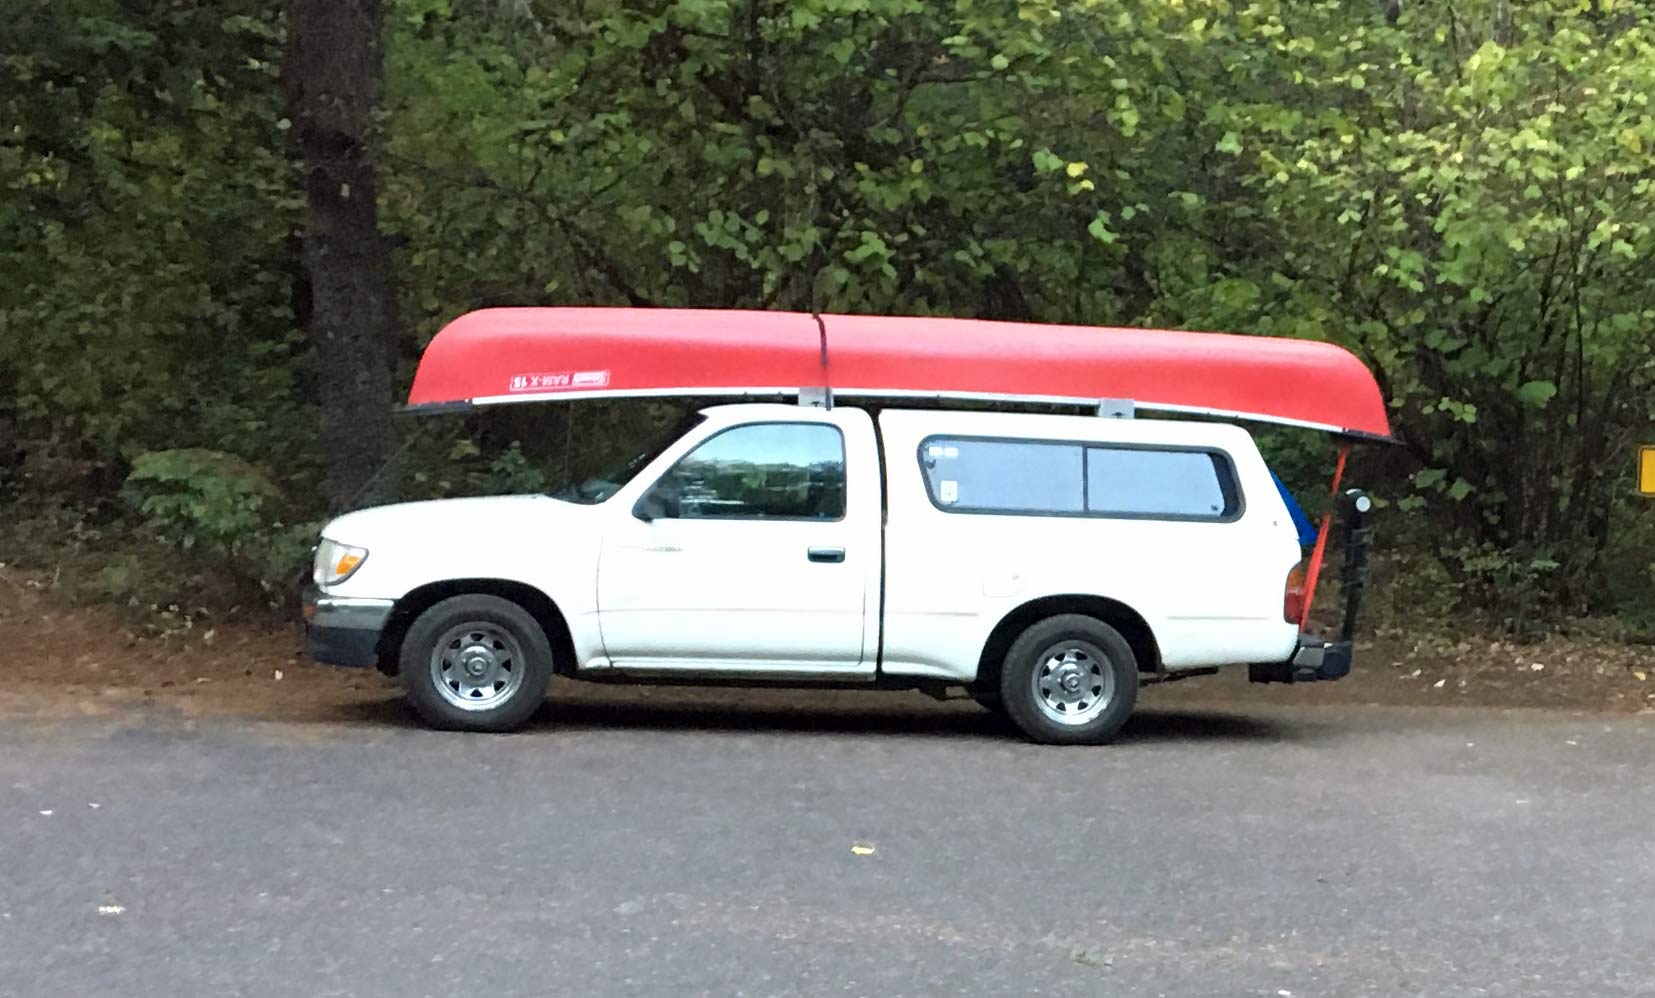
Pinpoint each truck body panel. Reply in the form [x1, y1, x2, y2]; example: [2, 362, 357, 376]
[315, 404, 1303, 688]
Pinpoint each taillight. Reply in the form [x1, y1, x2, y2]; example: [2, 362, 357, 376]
[1283, 559, 1309, 624]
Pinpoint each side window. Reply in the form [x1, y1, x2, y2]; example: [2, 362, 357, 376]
[1086, 447, 1237, 518]
[647, 423, 846, 520]
[919, 439, 1084, 513]
[918, 435, 1241, 520]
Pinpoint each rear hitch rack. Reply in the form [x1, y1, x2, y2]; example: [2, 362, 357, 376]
[1251, 487, 1374, 684]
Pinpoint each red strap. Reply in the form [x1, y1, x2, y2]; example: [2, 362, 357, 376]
[1297, 445, 1350, 631]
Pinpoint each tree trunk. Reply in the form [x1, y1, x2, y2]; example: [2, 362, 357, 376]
[285, 0, 398, 510]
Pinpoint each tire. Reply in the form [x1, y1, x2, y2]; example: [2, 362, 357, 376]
[399, 594, 555, 732]
[970, 690, 1005, 714]
[998, 614, 1139, 745]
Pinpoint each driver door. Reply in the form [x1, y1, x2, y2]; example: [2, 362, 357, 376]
[596, 418, 873, 675]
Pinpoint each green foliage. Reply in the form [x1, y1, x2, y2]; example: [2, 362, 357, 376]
[4, 0, 1654, 626]
[413, 439, 554, 497]
[1193, 0, 1655, 617]
[1603, 508, 1655, 641]
[1, 1, 315, 496]
[121, 449, 313, 594]
[124, 450, 280, 549]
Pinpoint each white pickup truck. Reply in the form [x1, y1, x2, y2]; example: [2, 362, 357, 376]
[303, 308, 1386, 744]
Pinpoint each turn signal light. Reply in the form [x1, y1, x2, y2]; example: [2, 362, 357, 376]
[313, 538, 369, 587]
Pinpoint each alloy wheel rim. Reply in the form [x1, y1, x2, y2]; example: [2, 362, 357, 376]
[429, 622, 526, 711]
[1031, 642, 1115, 725]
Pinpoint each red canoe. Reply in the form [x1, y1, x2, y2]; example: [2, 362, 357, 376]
[407, 307, 1391, 440]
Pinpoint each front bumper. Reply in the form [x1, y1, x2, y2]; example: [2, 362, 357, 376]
[302, 587, 394, 668]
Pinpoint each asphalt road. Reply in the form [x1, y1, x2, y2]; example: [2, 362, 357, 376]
[3, 692, 1653, 998]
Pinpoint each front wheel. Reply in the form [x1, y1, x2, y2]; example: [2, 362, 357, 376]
[399, 594, 554, 732]
[999, 615, 1139, 745]
[967, 684, 1004, 714]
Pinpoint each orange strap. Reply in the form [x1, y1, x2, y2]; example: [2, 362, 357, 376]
[1297, 444, 1350, 631]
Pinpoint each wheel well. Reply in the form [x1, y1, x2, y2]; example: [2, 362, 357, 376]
[975, 595, 1161, 689]
[374, 579, 576, 677]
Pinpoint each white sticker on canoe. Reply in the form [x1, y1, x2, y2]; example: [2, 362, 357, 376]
[508, 370, 611, 393]
[939, 480, 959, 504]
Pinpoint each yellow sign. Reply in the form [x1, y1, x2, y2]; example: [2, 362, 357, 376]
[1642, 446, 1655, 496]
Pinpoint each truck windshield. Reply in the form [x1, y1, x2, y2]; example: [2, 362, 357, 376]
[550, 412, 706, 505]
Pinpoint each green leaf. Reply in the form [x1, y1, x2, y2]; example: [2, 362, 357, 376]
[1086, 212, 1117, 244]
[1516, 381, 1557, 408]
[1032, 148, 1063, 174]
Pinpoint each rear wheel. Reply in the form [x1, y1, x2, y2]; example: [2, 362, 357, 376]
[999, 614, 1139, 745]
[399, 594, 554, 732]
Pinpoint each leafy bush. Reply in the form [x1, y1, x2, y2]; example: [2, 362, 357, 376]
[409, 439, 554, 498]
[1604, 511, 1655, 642]
[1440, 543, 1562, 636]
[121, 449, 314, 595]
[123, 449, 280, 549]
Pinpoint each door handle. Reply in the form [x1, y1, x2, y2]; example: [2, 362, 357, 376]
[807, 546, 846, 563]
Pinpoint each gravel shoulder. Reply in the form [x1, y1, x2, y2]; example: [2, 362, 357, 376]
[3, 566, 1653, 725]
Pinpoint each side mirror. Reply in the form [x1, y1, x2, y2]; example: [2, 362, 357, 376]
[633, 492, 668, 522]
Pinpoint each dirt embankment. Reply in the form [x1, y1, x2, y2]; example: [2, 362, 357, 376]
[2, 566, 1652, 722]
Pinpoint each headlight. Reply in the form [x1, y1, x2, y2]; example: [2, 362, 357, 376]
[313, 538, 369, 587]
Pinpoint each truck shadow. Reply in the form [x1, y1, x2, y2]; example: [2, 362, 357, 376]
[329, 693, 1319, 745]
